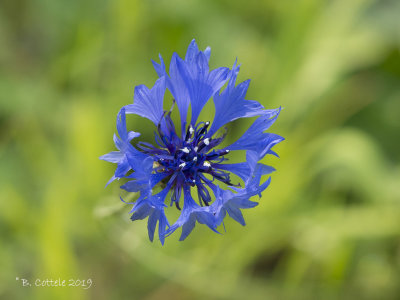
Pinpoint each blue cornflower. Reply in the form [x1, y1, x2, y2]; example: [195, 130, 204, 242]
[100, 40, 284, 244]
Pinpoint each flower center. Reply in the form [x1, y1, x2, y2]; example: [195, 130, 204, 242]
[137, 108, 237, 209]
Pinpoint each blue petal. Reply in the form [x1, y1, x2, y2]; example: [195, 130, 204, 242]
[114, 157, 131, 178]
[180, 215, 196, 241]
[258, 164, 276, 175]
[127, 155, 153, 175]
[101, 108, 146, 184]
[105, 175, 117, 187]
[117, 107, 141, 142]
[210, 156, 273, 227]
[127, 131, 140, 141]
[208, 62, 277, 137]
[186, 39, 211, 63]
[166, 186, 218, 241]
[225, 204, 246, 226]
[147, 209, 159, 242]
[212, 162, 251, 183]
[258, 133, 285, 159]
[124, 77, 166, 125]
[130, 185, 171, 244]
[177, 52, 230, 125]
[120, 180, 147, 193]
[125, 146, 151, 170]
[204, 46, 211, 62]
[243, 165, 273, 198]
[185, 39, 200, 63]
[212, 186, 258, 227]
[151, 54, 166, 77]
[121, 156, 167, 192]
[158, 211, 168, 245]
[99, 151, 124, 163]
[244, 150, 276, 177]
[152, 40, 222, 133]
[113, 133, 123, 151]
[121, 172, 169, 192]
[168, 53, 191, 129]
[227, 110, 284, 159]
[111, 108, 141, 153]
[130, 202, 152, 221]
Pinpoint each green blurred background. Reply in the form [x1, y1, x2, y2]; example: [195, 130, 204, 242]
[1, 0, 399, 299]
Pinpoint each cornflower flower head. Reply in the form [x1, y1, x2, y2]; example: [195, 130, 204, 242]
[100, 40, 284, 244]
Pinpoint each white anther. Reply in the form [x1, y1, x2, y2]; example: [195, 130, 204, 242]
[226, 149, 230, 153]
[189, 126, 194, 135]
[203, 161, 211, 168]
[181, 147, 190, 153]
[194, 146, 198, 152]
[192, 179, 196, 183]
[179, 162, 186, 168]
[204, 138, 210, 145]
[205, 121, 210, 126]
[193, 156, 198, 162]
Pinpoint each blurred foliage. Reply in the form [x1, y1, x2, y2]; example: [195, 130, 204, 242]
[1, 0, 400, 299]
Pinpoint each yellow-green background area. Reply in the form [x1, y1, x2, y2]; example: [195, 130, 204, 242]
[1, 0, 399, 299]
